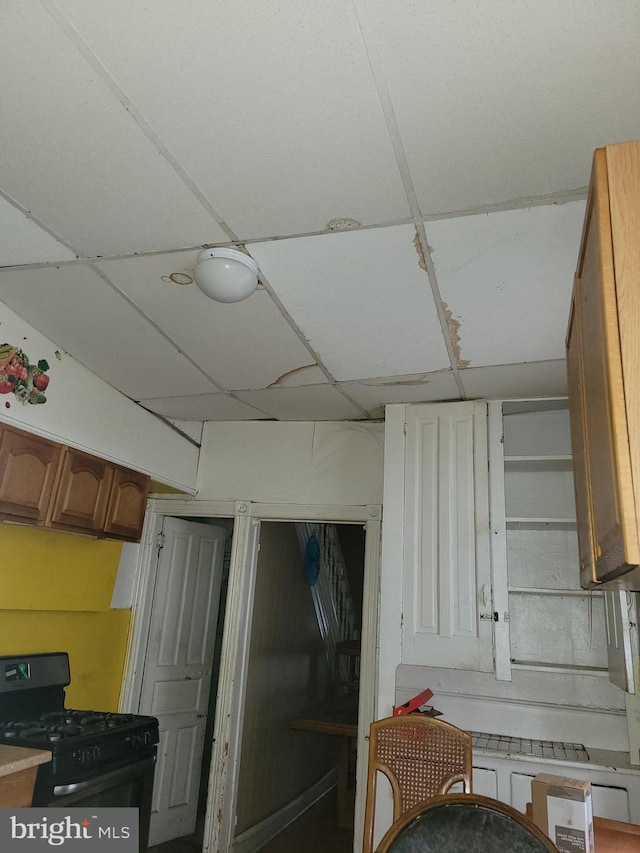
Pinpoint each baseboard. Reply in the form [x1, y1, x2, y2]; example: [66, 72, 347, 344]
[231, 768, 338, 853]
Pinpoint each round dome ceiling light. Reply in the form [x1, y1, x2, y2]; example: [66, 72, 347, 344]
[193, 248, 260, 303]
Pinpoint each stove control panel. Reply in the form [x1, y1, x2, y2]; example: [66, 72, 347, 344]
[72, 745, 103, 766]
[128, 729, 155, 750]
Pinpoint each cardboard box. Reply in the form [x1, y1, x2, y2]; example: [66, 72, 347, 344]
[531, 773, 594, 853]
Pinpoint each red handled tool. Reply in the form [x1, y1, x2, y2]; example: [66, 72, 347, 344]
[392, 687, 434, 716]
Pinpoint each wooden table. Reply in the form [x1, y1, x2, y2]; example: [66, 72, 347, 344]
[289, 692, 358, 829]
[526, 803, 640, 852]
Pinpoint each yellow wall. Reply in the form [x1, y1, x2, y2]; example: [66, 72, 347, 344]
[0, 524, 130, 711]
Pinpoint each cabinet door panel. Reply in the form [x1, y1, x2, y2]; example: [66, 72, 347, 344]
[472, 767, 498, 799]
[510, 772, 535, 813]
[0, 427, 61, 523]
[49, 448, 113, 533]
[607, 142, 640, 544]
[104, 467, 150, 542]
[577, 149, 640, 580]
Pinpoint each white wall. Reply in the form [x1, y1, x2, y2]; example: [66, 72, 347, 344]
[0, 301, 199, 491]
[197, 421, 384, 505]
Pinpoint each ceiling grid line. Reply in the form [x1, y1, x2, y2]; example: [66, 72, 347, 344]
[0, 187, 82, 260]
[40, 0, 238, 242]
[249, 269, 371, 419]
[414, 222, 467, 398]
[89, 263, 227, 392]
[350, 0, 422, 219]
[350, 0, 466, 392]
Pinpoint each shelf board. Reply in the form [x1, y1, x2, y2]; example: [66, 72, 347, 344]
[508, 586, 602, 597]
[506, 518, 577, 530]
[504, 455, 573, 472]
[510, 661, 609, 677]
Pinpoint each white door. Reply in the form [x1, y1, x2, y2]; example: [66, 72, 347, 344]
[403, 401, 494, 671]
[139, 517, 226, 846]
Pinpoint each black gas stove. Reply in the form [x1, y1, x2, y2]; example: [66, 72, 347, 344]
[0, 652, 158, 852]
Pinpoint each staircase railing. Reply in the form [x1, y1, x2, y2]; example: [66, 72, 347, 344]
[296, 523, 359, 682]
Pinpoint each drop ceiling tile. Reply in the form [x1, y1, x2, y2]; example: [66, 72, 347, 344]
[0, 198, 76, 266]
[339, 371, 460, 418]
[248, 225, 450, 381]
[460, 360, 568, 400]
[0, 265, 219, 400]
[234, 385, 365, 421]
[0, 2, 227, 256]
[368, 0, 640, 214]
[139, 394, 270, 422]
[96, 253, 315, 391]
[52, 0, 410, 238]
[425, 203, 584, 368]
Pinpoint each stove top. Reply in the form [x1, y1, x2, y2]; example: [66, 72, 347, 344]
[0, 652, 159, 783]
[0, 709, 158, 749]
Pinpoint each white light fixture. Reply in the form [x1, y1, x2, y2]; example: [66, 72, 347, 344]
[193, 248, 260, 303]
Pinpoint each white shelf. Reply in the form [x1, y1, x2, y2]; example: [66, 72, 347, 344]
[508, 587, 602, 597]
[504, 455, 573, 472]
[510, 661, 609, 677]
[506, 518, 576, 530]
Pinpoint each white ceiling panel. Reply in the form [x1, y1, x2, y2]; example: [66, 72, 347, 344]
[0, 198, 76, 266]
[234, 384, 365, 421]
[369, 0, 640, 214]
[339, 370, 460, 418]
[249, 225, 450, 381]
[139, 393, 270, 422]
[425, 203, 584, 368]
[52, 0, 410, 239]
[460, 361, 568, 401]
[96, 253, 316, 391]
[2, 2, 636, 423]
[0, 2, 228, 257]
[0, 266, 219, 400]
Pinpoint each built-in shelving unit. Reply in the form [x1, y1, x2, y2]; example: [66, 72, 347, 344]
[501, 401, 608, 676]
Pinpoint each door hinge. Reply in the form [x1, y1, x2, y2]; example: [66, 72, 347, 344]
[156, 532, 165, 551]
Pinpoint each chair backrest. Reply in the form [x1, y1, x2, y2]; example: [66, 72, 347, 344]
[375, 793, 560, 853]
[362, 715, 472, 853]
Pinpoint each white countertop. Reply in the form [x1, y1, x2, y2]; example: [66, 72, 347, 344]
[473, 744, 640, 775]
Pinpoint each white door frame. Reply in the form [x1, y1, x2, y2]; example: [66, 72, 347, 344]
[120, 497, 382, 853]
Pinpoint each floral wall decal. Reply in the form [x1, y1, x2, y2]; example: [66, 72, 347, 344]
[0, 343, 50, 406]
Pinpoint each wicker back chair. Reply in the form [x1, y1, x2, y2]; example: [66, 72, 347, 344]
[362, 715, 472, 853]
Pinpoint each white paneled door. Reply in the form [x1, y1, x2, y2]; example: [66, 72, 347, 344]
[140, 517, 226, 846]
[402, 401, 493, 672]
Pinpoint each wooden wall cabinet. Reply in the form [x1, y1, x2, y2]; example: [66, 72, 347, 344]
[0, 425, 62, 524]
[103, 466, 150, 542]
[566, 140, 640, 589]
[0, 423, 149, 542]
[49, 447, 114, 534]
